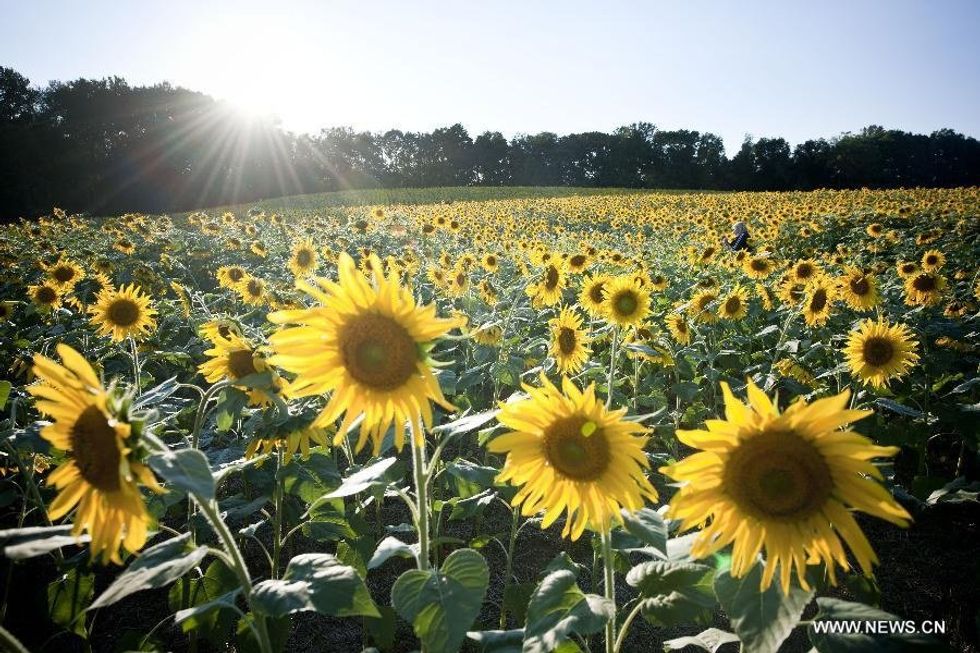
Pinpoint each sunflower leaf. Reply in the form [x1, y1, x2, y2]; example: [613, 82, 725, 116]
[149, 447, 216, 501]
[251, 553, 378, 618]
[523, 570, 613, 653]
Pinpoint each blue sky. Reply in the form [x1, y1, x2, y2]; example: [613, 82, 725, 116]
[2, 0, 978, 153]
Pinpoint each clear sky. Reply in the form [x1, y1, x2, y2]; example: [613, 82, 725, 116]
[2, 0, 978, 153]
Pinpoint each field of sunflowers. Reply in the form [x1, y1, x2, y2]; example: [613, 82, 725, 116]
[0, 187, 978, 653]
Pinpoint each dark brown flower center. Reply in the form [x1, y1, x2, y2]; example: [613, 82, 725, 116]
[247, 279, 262, 296]
[862, 336, 895, 367]
[795, 263, 814, 280]
[569, 254, 586, 268]
[228, 349, 258, 379]
[228, 268, 245, 282]
[912, 274, 936, 292]
[53, 266, 76, 283]
[544, 266, 560, 290]
[296, 249, 312, 267]
[557, 327, 577, 355]
[71, 405, 122, 492]
[588, 282, 605, 304]
[724, 297, 742, 314]
[543, 415, 610, 481]
[809, 289, 827, 312]
[340, 313, 418, 391]
[724, 430, 832, 521]
[849, 276, 870, 296]
[108, 298, 140, 327]
[613, 291, 638, 317]
[37, 286, 57, 304]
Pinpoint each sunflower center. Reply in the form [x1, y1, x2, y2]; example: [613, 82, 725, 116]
[724, 297, 742, 314]
[912, 274, 936, 292]
[544, 266, 560, 290]
[557, 327, 577, 355]
[751, 259, 768, 271]
[70, 405, 122, 492]
[543, 415, 610, 481]
[53, 266, 75, 283]
[849, 277, 870, 296]
[340, 313, 418, 391]
[229, 268, 245, 282]
[487, 255, 497, 266]
[809, 289, 827, 312]
[723, 430, 832, 521]
[862, 336, 895, 367]
[247, 280, 262, 296]
[107, 298, 140, 327]
[925, 255, 937, 265]
[569, 254, 586, 267]
[613, 291, 638, 316]
[228, 350, 258, 379]
[588, 283, 605, 304]
[37, 286, 57, 304]
[296, 249, 312, 267]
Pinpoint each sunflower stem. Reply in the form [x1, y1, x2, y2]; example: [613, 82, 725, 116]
[498, 506, 521, 628]
[600, 527, 616, 653]
[410, 424, 431, 571]
[613, 600, 644, 653]
[128, 337, 142, 395]
[271, 446, 285, 579]
[606, 328, 620, 409]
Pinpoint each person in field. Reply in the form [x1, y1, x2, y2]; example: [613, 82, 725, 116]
[724, 221, 751, 251]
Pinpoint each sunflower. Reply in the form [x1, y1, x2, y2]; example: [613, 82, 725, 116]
[549, 307, 591, 374]
[565, 252, 590, 274]
[446, 267, 470, 298]
[246, 426, 332, 464]
[481, 253, 500, 273]
[237, 276, 268, 306]
[27, 345, 162, 564]
[471, 324, 504, 346]
[789, 259, 821, 284]
[920, 249, 945, 272]
[199, 318, 244, 344]
[488, 375, 657, 539]
[666, 313, 692, 345]
[289, 239, 318, 277]
[903, 272, 946, 307]
[44, 258, 85, 289]
[844, 319, 919, 389]
[250, 240, 268, 258]
[89, 284, 157, 342]
[29, 282, 63, 312]
[801, 277, 835, 326]
[579, 274, 610, 317]
[689, 289, 719, 324]
[838, 267, 879, 311]
[216, 265, 248, 290]
[199, 333, 281, 405]
[719, 287, 749, 320]
[648, 273, 668, 292]
[866, 223, 884, 237]
[268, 253, 458, 455]
[743, 256, 774, 280]
[602, 275, 650, 327]
[660, 380, 910, 594]
[169, 281, 192, 318]
[527, 263, 566, 308]
[896, 261, 919, 279]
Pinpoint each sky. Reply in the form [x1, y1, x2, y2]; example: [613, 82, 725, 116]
[2, 0, 979, 154]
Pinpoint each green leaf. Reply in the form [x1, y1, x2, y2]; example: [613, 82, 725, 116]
[133, 376, 180, 409]
[626, 560, 715, 626]
[664, 628, 739, 652]
[368, 536, 419, 570]
[620, 508, 668, 556]
[282, 451, 340, 503]
[0, 380, 12, 410]
[874, 398, 922, 418]
[435, 408, 500, 438]
[174, 589, 241, 630]
[446, 459, 499, 489]
[48, 568, 94, 636]
[523, 570, 613, 653]
[149, 447, 215, 500]
[320, 457, 398, 500]
[251, 553, 379, 618]
[169, 559, 240, 644]
[0, 525, 88, 559]
[808, 597, 949, 652]
[365, 605, 397, 650]
[467, 629, 525, 653]
[503, 582, 537, 627]
[214, 387, 249, 432]
[714, 562, 813, 653]
[90, 534, 209, 609]
[391, 548, 490, 653]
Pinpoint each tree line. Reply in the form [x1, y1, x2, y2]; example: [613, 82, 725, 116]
[2, 65, 979, 221]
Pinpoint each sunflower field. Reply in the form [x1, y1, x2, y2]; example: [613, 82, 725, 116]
[0, 187, 978, 653]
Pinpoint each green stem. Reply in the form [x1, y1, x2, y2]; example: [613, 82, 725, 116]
[600, 528, 616, 653]
[498, 507, 521, 628]
[129, 337, 142, 394]
[271, 447, 285, 579]
[410, 426, 431, 571]
[606, 328, 620, 409]
[0, 625, 30, 653]
[613, 601, 644, 653]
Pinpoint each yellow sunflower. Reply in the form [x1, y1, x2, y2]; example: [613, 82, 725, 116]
[660, 380, 910, 594]
[216, 265, 248, 290]
[549, 307, 591, 374]
[743, 256, 774, 280]
[268, 253, 458, 455]
[198, 333, 282, 406]
[602, 275, 650, 327]
[481, 253, 501, 273]
[288, 239, 318, 277]
[844, 319, 919, 389]
[527, 263, 566, 308]
[920, 249, 945, 272]
[579, 274, 610, 317]
[89, 284, 158, 342]
[488, 375, 657, 539]
[246, 426, 332, 464]
[44, 258, 85, 289]
[903, 271, 946, 306]
[801, 277, 835, 326]
[29, 282, 63, 312]
[838, 267, 879, 311]
[896, 261, 919, 279]
[719, 287, 749, 321]
[689, 289, 719, 324]
[470, 323, 504, 346]
[666, 313, 692, 345]
[789, 259, 821, 285]
[237, 276, 268, 306]
[27, 345, 162, 564]
[199, 318, 244, 345]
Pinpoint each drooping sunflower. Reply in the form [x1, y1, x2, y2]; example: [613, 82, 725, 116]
[288, 239, 318, 277]
[489, 375, 658, 539]
[199, 333, 282, 406]
[470, 323, 504, 346]
[27, 345, 162, 564]
[549, 307, 591, 374]
[29, 282, 63, 312]
[838, 267, 879, 311]
[602, 275, 650, 327]
[89, 284, 158, 342]
[920, 249, 945, 272]
[801, 277, 835, 326]
[666, 313, 692, 345]
[245, 426, 332, 464]
[719, 287, 749, 321]
[844, 319, 919, 389]
[578, 274, 610, 317]
[660, 380, 910, 594]
[268, 253, 459, 454]
[903, 271, 946, 307]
